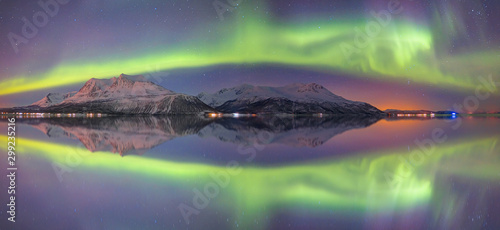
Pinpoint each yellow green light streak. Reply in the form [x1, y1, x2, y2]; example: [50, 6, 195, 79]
[1, 9, 499, 96]
[3, 135, 499, 229]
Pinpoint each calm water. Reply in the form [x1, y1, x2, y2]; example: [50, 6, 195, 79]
[1, 115, 499, 230]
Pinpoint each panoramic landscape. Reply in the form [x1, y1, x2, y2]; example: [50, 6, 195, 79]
[1, 0, 500, 230]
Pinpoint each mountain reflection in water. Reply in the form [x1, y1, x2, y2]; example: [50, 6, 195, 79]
[15, 115, 381, 155]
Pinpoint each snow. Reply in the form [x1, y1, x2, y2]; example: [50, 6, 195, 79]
[25, 73, 215, 114]
[197, 83, 359, 107]
[61, 74, 176, 104]
[31, 91, 77, 107]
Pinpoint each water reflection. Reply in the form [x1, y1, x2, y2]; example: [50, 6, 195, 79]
[16, 116, 212, 156]
[1, 116, 500, 229]
[0, 133, 498, 229]
[200, 115, 380, 147]
[12, 115, 382, 154]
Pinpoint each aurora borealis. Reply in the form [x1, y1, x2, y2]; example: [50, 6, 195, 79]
[0, 123, 499, 229]
[0, 0, 499, 110]
[1, 1, 500, 229]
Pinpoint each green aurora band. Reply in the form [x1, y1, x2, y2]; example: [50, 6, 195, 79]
[1, 3, 499, 96]
[3, 135, 499, 229]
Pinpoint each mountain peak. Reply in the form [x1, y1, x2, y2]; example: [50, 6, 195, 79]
[118, 73, 148, 82]
[293, 83, 325, 93]
[41, 73, 176, 107]
[31, 73, 214, 114]
[199, 82, 349, 108]
[78, 78, 113, 94]
[31, 91, 77, 107]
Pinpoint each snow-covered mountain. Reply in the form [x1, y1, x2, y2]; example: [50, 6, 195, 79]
[31, 91, 77, 107]
[197, 83, 383, 115]
[17, 78, 383, 115]
[65, 74, 175, 103]
[31, 74, 214, 115]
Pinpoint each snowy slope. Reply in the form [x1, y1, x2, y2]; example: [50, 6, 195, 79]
[19, 116, 212, 156]
[198, 83, 350, 107]
[198, 83, 383, 115]
[33, 74, 214, 115]
[31, 91, 77, 107]
[64, 74, 175, 103]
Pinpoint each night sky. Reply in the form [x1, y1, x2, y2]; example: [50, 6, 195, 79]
[0, 0, 499, 111]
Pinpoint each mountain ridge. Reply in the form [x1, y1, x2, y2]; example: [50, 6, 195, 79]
[27, 74, 214, 115]
[4, 76, 384, 116]
[197, 83, 384, 115]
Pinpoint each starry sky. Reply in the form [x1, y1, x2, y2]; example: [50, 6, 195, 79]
[0, 0, 499, 111]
